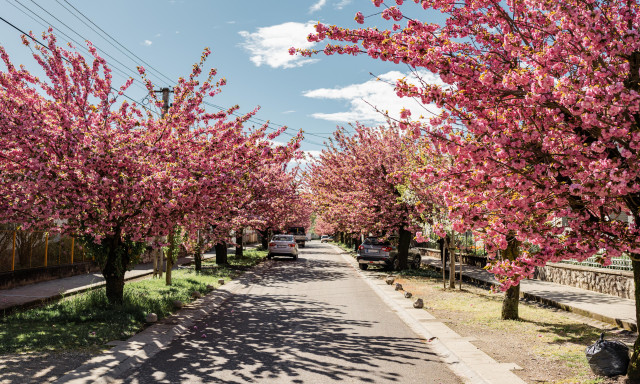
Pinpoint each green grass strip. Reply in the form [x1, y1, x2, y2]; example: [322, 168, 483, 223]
[0, 250, 266, 353]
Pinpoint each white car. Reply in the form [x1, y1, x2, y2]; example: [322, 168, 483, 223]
[267, 235, 299, 260]
[320, 235, 333, 243]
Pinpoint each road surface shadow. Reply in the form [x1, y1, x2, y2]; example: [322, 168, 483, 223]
[121, 292, 442, 383]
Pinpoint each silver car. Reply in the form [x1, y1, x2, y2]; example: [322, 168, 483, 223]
[267, 234, 299, 260]
[356, 237, 421, 270]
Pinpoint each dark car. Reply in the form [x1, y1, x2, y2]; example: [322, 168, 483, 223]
[356, 237, 422, 271]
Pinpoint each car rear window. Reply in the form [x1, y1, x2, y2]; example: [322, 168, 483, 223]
[363, 237, 391, 246]
[273, 235, 293, 241]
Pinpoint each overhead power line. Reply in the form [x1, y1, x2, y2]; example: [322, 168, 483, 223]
[0, 14, 159, 116]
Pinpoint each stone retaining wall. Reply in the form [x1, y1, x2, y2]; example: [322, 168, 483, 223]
[533, 263, 634, 299]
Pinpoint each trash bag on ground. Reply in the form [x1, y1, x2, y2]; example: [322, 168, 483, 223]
[585, 332, 630, 377]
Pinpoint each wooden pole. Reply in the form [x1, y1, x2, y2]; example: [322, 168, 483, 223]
[44, 232, 49, 267]
[11, 230, 16, 271]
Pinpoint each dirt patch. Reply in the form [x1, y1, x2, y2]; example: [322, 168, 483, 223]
[394, 272, 633, 384]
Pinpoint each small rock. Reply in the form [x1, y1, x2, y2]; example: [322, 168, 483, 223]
[395, 283, 403, 291]
[191, 291, 202, 299]
[145, 313, 158, 323]
[218, 279, 225, 285]
[413, 298, 424, 309]
[206, 284, 215, 291]
[404, 292, 412, 298]
[172, 300, 183, 309]
[385, 276, 395, 285]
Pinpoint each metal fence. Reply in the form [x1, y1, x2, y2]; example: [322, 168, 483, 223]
[0, 226, 90, 273]
[558, 255, 633, 271]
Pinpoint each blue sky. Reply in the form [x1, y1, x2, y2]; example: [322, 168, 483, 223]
[0, 0, 442, 155]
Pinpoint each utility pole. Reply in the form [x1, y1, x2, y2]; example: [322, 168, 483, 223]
[155, 87, 172, 117]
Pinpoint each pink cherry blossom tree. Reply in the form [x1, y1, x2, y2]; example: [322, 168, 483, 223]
[307, 124, 422, 268]
[294, 0, 640, 377]
[0, 31, 298, 304]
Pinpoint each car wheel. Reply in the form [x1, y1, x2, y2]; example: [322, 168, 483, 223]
[358, 263, 368, 270]
[393, 258, 400, 271]
[293, 254, 298, 260]
[267, 254, 272, 260]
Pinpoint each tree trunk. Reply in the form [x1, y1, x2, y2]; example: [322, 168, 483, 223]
[259, 229, 269, 250]
[99, 234, 131, 305]
[396, 227, 411, 270]
[501, 234, 521, 320]
[235, 229, 244, 258]
[194, 230, 202, 272]
[194, 249, 202, 272]
[165, 228, 178, 286]
[215, 242, 228, 265]
[447, 234, 456, 289]
[439, 238, 446, 289]
[354, 236, 362, 252]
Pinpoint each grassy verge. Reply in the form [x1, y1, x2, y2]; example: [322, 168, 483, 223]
[0, 249, 267, 354]
[334, 242, 356, 254]
[386, 267, 628, 384]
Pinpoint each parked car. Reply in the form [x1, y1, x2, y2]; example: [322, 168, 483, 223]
[356, 237, 421, 271]
[267, 234, 299, 260]
[320, 235, 333, 243]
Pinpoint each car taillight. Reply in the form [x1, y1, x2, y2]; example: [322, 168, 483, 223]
[381, 247, 392, 252]
[289, 243, 296, 247]
[358, 245, 364, 250]
[269, 242, 276, 247]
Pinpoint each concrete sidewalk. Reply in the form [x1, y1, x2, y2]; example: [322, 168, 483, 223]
[421, 256, 638, 332]
[0, 251, 219, 312]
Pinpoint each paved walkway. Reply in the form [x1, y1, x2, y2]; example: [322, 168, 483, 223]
[0, 251, 220, 312]
[421, 256, 638, 332]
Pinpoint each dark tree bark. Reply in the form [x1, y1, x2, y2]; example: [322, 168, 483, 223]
[235, 229, 244, 258]
[396, 227, 411, 270]
[215, 241, 228, 265]
[354, 235, 362, 252]
[439, 238, 446, 288]
[194, 248, 202, 272]
[501, 234, 521, 320]
[447, 234, 456, 289]
[93, 233, 141, 305]
[259, 229, 270, 250]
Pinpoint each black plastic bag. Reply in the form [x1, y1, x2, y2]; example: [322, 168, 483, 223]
[586, 333, 630, 377]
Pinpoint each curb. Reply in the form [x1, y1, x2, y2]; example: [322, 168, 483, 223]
[331, 245, 526, 384]
[53, 258, 273, 384]
[422, 259, 638, 332]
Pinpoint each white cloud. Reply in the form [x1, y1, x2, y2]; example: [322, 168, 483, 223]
[282, 110, 296, 114]
[310, 0, 327, 12]
[238, 22, 319, 69]
[303, 70, 443, 123]
[143, 40, 153, 46]
[335, 0, 352, 9]
[227, 21, 236, 24]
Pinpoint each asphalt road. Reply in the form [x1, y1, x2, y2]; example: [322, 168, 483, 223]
[118, 242, 462, 384]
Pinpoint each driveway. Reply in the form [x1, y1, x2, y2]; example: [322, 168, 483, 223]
[117, 242, 462, 383]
